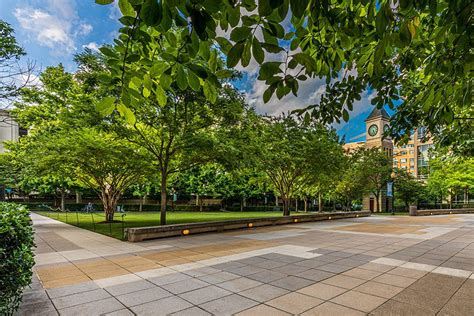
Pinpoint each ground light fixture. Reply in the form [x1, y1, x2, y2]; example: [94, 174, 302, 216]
[182, 229, 190, 235]
[247, 223, 253, 228]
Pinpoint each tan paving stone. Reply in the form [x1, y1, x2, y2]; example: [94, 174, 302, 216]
[267, 292, 323, 314]
[43, 275, 91, 289]
[371, 299, 434, 316]
[330, 290, 388, 312]
[322, 275, 367, 289]
[387, 266, 429, 279]
[298, 282, 347, 300]
[342, 267, 383, 280]
[301, 301, 366, 316]
[236, 304, 291, 316]
[354, 280, 404, 299]
[373, 273, 417, 288]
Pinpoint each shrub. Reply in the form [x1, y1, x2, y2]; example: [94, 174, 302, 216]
[0, 203, 35, 315]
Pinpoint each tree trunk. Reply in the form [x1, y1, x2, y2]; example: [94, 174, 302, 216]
[275, 195, 279, 206]
[304, 197, 308, 213]
[318, 192, 323, 212]
[101, 189, 118, 223]
[160, 173, 167, 225]
[60, 188, 66, 212]
[295, 199, 299, 212]
[75, 190, 82, 204]
[282, 198, 290, 216]
[240, 197, 244, 212]
[375, 193, 380, 212]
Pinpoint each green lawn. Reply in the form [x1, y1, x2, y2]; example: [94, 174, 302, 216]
[35, 211, 287, 240]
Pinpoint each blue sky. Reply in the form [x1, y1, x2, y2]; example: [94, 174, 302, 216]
[0, 0, 380, 143]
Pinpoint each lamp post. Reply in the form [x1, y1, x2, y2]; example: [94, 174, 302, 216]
[390, 171, 396, 215]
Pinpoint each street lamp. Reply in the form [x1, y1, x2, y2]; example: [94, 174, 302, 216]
[390, 171, 396, 215]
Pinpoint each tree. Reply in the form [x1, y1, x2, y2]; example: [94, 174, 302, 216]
[357, 148, 392, 212]
[0, 20, 35, 108]
[96, 0, 471, 155]
[334, 151, 366, 211]
[393, 169, 424, 210]
[247, 115, 341, 216]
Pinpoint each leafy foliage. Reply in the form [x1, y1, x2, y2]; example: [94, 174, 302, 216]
[0, 203, 35, 315]
[96, 0, 472, 155]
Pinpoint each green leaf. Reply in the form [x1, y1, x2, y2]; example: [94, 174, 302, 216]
[216, 37, 232, 54]
[95, 0, 114, 4]
[160, 73, 172, 89]
[258, 62, 282, 80]
[203, 80, 217, 103]
[187, 70, 201, 91]
[140, 0, 162, 26]
[117, 103, 136, 125]
[118, 0, 135, 16]
[155, 85, 167, 106]
[367, 62, 374, 77]
[176, 66, 188, 90]
[143, 87, 151, 98]
[252, 38, 264, 64]
[96, 97, 115, 116]
[258, 0, 273, 16]
[342, 109, 349, 122]
[241, 41, 252, 67]
[230, 27, 251, 42]
[227, 42, 245, 68]
[290, 0, 308, 19]
[99, 46, 116, 58]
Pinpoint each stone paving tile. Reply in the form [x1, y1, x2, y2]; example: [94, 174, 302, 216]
[228, 265, 267, 276]
[297, 269, 334, 282]
[148, 272, 192, 286]
[130, 296, 193, 316]
[342, 267, 383, 280]
[217, 277, 262, 292]
[297, 282, 347, 300]
[358, 262, 395, 273]
[169, 306, 212, 316]
[161, 278, 209, 294]
[372, 273, 417, 288]
[246, 269, 288, 283]
[330, 290, 388, 312]
[17, 300, 58, 316]
[301, 301, 366, 316]
[266, 292, 324, 314]
[115, 286, 172, 307]
[317, 263, 354, 274]
[52, 288, 111, 309]
[371, 299, 434, 316]
[103, 309, 134, 316]
[322, 275, 367, 289]
[239, 284, 289, 302]
[235, 304, 291, 315]
[199, 294, 259, 315]
[197, 271, 240, 284]
[178, 285, 232, 305]
[104, 279, 155, 296]
[59, 297, 125, 316]
[270, 275, 315, 291]
[354, 280, 404, 299]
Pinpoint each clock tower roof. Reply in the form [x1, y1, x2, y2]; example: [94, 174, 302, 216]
[365, 107, 390, 122]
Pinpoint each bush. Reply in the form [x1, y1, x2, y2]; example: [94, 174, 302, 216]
[0, 203, 35, 315]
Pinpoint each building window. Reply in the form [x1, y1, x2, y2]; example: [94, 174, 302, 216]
[410, 158, 415, 164]
[401, 158, 407, 163]
[409, 150, 414, 154]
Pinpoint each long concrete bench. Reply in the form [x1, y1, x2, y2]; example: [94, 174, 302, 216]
[414, 208, 474, 216]
[126, 211, 370, 242]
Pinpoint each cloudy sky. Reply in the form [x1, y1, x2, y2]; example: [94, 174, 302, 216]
[0, 0, 383, 143]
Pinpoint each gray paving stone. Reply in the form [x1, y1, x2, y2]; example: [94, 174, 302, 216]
[270, 276, 314, 291]
[211, 261, 247, 270]
[199, 294, 259, 315]
[170, 306, 212, 316]
[59, 297, 124, 316]
[161, 278, 209, 294]
[105, 280, 155, 296]
[229, 265, 267, 276]
[218, 277, 262, 292]
[47, 281, 99, 299]
[52, 288, 111, 309]
[104, 309, 134, 316]
[254, 260, 288, 269]
[21, 289, 50, 305]
[247, 270, 288, 283]
[318, 263, 353, 273]
[274, 264, 311, 276]
[198, 271, 240, 284]
[148, 272, 192, 286]
[239, 284, 289, 302]
[130, 296, 193, 316]
[116, 286, 172, 307]
[18, 300, 58, 316]
[297, 269, 335, 282]
[179, 285, 232, 305]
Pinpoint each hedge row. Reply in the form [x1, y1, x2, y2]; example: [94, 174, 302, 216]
[0, 203, 35, 314]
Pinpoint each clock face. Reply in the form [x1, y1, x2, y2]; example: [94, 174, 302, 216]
[368, 124, 378, 136]
[383, 124, 390, 133]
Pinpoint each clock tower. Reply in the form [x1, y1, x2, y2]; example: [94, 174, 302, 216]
[363, 107, 393, 212]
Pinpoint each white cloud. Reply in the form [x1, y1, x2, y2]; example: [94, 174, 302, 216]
[13, 1, 92, 55]
[82, 42, 100, 52]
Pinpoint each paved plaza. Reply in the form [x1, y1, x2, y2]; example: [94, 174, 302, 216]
[19, 213, 474, 315]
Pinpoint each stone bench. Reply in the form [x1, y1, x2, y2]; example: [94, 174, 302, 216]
[411, 207, 474, 216]
[126, 211, 370, 242]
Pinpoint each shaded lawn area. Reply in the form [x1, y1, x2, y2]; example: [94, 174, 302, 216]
[35, 211, 287, 240]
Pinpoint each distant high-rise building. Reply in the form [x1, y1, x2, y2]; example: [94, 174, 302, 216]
[0, 110, 20, 153]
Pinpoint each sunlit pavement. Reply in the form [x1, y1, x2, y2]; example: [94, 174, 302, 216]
[19, 212, 474, 315]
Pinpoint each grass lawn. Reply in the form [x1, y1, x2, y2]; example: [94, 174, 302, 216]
[35, 211, 287, 240]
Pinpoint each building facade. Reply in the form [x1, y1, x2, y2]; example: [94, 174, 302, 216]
[343, 108, 433, 212]
[0, 110, 20, 153]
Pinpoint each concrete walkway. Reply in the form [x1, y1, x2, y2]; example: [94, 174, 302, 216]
[19, 212, 474, 315]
